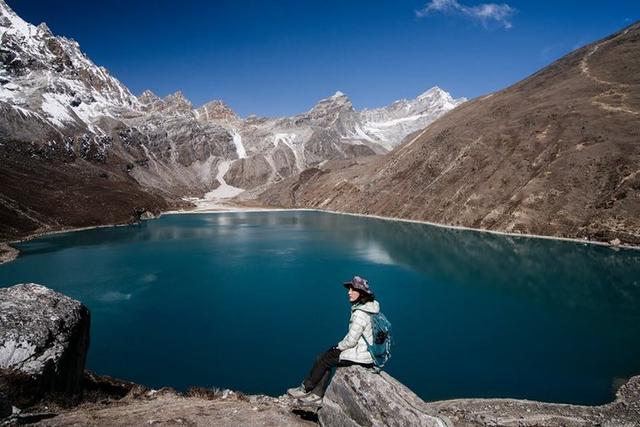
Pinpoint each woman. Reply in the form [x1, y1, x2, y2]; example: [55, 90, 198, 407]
[287, 275, 380, 405]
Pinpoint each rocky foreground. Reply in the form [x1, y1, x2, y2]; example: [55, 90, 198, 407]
[1, 284, 639, 426]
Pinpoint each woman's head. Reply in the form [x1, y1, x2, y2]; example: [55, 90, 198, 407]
[343, 276, 375, 304]
[347, 286, 375, 304]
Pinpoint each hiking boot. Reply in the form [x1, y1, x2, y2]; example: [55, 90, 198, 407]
[297, 392, 323, 407]
[287, 383, 311, 399]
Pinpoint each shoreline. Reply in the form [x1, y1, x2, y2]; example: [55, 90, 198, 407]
[0, 243, 19, 264]
[1, 202, 638, 267]
[0, 222, 139, 265]
[0, 205, 640, 265]
[162, 204, 640, 251]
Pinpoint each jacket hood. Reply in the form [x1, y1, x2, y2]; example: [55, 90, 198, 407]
[352, 300, 380, 314]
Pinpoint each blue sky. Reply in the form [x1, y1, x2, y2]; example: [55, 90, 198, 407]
[7, 0, 640, 117]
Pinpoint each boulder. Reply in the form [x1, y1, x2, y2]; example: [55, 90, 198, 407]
[318, 366, 451, 427]
[0, 283, 90, 407]
[139, 210, 157, 220]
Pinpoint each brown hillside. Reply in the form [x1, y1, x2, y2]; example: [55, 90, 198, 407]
[259, 22, 640, 245]
[0, 145, 174, 241]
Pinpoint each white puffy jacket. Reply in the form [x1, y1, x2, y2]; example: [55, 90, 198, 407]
[337, 300, 380, 364]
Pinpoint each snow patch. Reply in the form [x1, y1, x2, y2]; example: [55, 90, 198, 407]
[231, 130, 247, 159]
[202, 160, 244, 200]
[365, 114, 431, 128]
[40, 93, 75, 127]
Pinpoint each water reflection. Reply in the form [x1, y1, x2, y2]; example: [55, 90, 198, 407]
[303, 212, 640, 314]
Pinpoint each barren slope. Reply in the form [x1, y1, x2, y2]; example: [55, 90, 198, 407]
[259, 22, 640, 245]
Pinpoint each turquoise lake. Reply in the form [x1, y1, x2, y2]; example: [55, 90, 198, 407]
[1, 211, 640, 405]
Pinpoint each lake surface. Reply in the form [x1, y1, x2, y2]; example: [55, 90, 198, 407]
[1, 211, 640, 405]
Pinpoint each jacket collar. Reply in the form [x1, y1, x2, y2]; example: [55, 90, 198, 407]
[351, 300, 380, 314]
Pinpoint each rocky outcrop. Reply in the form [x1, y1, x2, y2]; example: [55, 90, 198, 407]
[195, 99, 240, 123]
[318, 366, 450, 427]
[0, 284, 90, 407]
[319, 366, 640, 427]
[138, 210, 156, 220]
[424, 374, 640, 426]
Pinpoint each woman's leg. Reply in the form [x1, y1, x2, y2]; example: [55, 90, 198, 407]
[302, 347, 341, 391]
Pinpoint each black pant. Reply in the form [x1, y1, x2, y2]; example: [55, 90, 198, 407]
[303, 348, 374, 393]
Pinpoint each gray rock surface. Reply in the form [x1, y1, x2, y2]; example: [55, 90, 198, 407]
[318, 366, 450, 427]
[425, 374, 640, 426]
[0, 284, 90, 407]
[320, 366, 640, 427]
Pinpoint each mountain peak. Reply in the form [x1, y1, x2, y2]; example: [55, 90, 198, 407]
[138, 90, 160, 105]
[317, 90, 352, 106]
[195, 99, 239, 122]
[166, 90, 188, 101]
[36, 22, 52, 35]
[137, 90, 192, 115]
[417, 86, 447, 100]
[162, 91, 193, 111]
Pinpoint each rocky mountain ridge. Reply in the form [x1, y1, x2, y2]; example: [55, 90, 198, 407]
[0, 0, 463, 240]
[258, 21, 640, 246]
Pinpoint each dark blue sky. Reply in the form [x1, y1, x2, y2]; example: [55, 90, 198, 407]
[7, 0, 639, 117]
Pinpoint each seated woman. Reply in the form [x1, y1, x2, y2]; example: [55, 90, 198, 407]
[287, 275, 380, 405]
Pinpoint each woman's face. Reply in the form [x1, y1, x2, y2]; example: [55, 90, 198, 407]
[348, 287, 361, 302]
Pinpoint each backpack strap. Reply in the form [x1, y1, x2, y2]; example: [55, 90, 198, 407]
[359, 311, 374, 347]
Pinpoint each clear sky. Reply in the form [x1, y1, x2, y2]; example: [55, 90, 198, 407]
[7, 0, 640, 117]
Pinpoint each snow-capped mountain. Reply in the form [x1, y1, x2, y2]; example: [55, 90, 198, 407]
[188, 88, 464, 190]
[0, 0, 464, 237]
[0, 0, 138, 133]
[360, 87, 462, 149]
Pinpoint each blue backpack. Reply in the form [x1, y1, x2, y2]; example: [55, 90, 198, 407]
[360, 311, 392, 368]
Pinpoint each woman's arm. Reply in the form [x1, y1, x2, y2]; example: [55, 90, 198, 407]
[336, 311, 367, 351]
